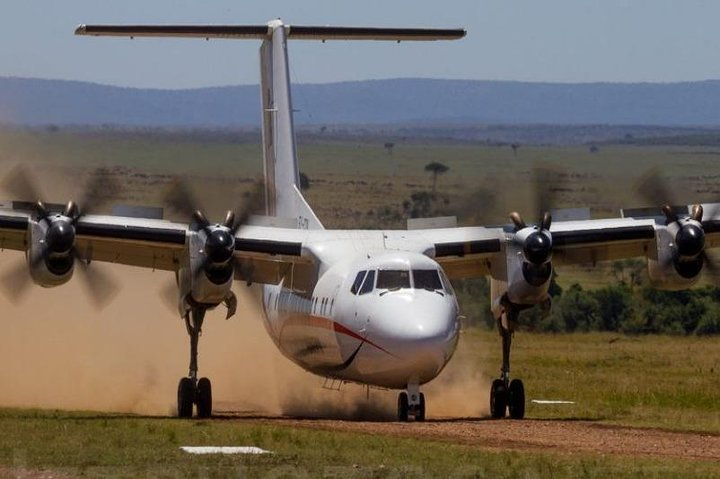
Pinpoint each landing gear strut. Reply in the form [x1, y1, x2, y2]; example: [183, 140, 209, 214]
[397, 383, 426, 422]
[177, 306, 213, 418]
[490, 307, 525, 419]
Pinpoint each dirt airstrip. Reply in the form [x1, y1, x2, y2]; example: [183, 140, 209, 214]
[219, 413, 720, 461]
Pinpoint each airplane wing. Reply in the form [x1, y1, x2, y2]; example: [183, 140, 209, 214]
[406, 208, 720, 280]
[0, 210, 314, 285]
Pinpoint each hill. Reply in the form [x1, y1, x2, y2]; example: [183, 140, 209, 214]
[4, 77, 720, 127]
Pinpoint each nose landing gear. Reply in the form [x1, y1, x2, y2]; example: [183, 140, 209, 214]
[397, 383, 426, 421]
[177, 306, 213, 418]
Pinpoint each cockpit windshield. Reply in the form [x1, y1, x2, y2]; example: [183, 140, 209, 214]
[351, 267, 449, 295]
[412, 269, 444, 291]
[376, 270, 411, 290]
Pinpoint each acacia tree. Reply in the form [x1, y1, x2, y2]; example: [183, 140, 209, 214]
[424, 161, 449, 194]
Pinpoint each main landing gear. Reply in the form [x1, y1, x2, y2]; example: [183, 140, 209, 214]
[490, 308, 525, 419]
[397, 383, 426, 422]
[178, 306, 213, 418]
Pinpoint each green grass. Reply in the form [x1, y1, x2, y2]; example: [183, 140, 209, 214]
[469, 330, 720, 432]
[0, 408, 718, 478]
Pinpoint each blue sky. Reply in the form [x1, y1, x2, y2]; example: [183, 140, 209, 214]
[1, 1, 720, 88]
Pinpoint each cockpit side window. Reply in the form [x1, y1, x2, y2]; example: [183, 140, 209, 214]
[412, 269, 444, 291]
[359, 270, 375, 295]
[350, 270, 367, 295]
[439, 269, 455, 296]
[376, 269, 411, 291]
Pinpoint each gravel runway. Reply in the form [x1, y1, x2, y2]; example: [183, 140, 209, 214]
[219, 413, 720, 461]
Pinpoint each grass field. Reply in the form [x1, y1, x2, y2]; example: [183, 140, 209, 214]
[473, 330, 720, 432]
[4, 127, 720, 229]
[0, 331, 718, 478]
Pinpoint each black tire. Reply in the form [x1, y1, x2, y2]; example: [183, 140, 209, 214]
[490, 379, 507, 419]
[397, 392, 409, 422]
[197, 377, 213, 418]
[508, 379, 525, 419]
[415, 392, 426, 422]
[177, 377, 194, 418]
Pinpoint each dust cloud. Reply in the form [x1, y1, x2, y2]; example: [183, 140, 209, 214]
[0, 258, 490, 420]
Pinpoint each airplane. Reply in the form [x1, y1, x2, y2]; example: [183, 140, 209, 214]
[1, 19, 718, 422]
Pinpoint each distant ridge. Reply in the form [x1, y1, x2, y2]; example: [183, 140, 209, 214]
[3, 77, 720, 127]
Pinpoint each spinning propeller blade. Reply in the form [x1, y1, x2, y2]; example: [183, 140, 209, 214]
[0, 165, 121, 308]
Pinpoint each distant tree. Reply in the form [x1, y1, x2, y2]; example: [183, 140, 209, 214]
[589, 145, 600, 153]
[424, 161, 449, 194]
[511, 143, 519, 156]
[299, 172, 310, 190]
[384, 142, 395, 155]
[320, 126, 327, 134]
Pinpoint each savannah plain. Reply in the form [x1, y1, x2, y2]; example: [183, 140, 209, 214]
[0, 126, 718, 477]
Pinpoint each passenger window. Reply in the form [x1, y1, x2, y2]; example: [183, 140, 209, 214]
[377, 270, 411, 290]
[359, 270, 376, 295]
[350, 271, 367, 294]
[413, 269, 443, 291]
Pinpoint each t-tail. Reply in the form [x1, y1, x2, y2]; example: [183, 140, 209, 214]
[75, 20, 466, 230]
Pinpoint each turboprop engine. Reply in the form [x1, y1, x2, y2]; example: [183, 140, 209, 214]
[27, 202, 79, 287]
[0, 166, 119, 307]
[179, 210, 238, 311]
[503, 211, 554, 305]
[636, 170, 715, 290]
[164, 179, 264, 318]
[648, 204, 709, 290]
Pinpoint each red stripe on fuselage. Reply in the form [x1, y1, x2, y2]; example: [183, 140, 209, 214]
[278, 313, 395, 357]
[331, 321, 395, 357]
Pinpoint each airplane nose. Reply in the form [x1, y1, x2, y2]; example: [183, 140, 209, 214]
[368, 291, 459, 385]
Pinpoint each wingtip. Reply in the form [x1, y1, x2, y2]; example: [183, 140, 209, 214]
[75, 24, 87, 35]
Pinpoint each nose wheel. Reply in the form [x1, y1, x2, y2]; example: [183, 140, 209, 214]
[177, 306, 213, 418]
[397, 384, 426, 421]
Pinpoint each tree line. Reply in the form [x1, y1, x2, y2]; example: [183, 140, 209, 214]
[454, 261, 720, 335]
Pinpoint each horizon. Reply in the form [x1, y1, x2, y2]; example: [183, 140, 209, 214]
[6, 75, 720, 91]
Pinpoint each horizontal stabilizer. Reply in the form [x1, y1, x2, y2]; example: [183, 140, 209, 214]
[75, 24, 466, 41]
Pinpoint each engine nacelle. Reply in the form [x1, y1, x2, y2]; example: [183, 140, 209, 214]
[490, 235, 553, 319]
[647, 222, 703, 291]
[27, 219, 74, 288]
[177, 229, 234, 314]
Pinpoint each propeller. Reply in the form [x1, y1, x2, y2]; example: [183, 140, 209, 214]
[509, 166, 564, 267]
[0, 165, 120, 308]
[163, 178, 265, 285]
[635, 168, 715, 273]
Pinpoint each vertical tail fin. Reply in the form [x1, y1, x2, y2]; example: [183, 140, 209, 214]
[75, 21, 465, 231]
[260, 20, 323, 229]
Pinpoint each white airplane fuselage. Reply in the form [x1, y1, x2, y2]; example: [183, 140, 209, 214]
[261, 247, 461, 389]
